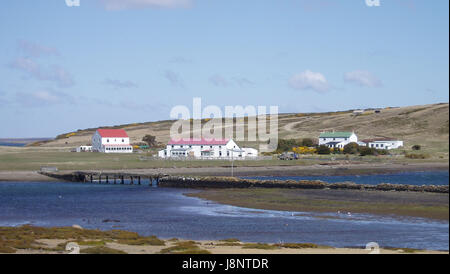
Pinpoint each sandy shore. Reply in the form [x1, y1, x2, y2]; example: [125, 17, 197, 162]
[10, 238, 448, 255]
[0, 162, 448, 182]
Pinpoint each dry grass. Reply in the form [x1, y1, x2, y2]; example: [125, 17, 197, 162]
[241, 243, 279, 250]
[81, 246, 127, 254]
[0, 225, 165, 253]
[159, 241, 211, 254]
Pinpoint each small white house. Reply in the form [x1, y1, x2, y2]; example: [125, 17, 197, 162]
[352, 110, 365, 116]
[318, 132, 358, 149]
[92, 129, 133, 153]
[158, 138, 257, 159]
[243, 148, 258, 158]
[364, 139, 404, 150]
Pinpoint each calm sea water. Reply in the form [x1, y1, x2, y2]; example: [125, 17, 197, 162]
[0, 142, 26, 147]
[244, 171, 449, 186]
[0, 178, 448, 251]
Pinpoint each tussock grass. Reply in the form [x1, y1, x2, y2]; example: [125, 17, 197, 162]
[117, 236, 165, 246]
[81, 246, 127, 254]
[274, 243, 333, 249]
[159, 241, 211, 254]
[220, 238, 240, 243]
[242, 243, 278, 250]
[0, 225, 165, 253]
[78, 240, 106, 246]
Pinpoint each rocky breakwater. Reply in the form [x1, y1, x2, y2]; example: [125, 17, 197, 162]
[158, 176, 449, 194]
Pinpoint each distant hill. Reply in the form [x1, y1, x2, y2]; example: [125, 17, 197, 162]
[36, 103, 449, 153]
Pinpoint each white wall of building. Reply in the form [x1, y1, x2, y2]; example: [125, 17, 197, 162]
[92, 130, 133, 153]
[318, 133, 358, 146]
[368, 140, 404, 150]
[158, 139, 258, 159]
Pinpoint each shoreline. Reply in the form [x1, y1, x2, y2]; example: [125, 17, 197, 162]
[0, 162, 448, 182]
[1, 225, 447, 254]
[187, 188, 450, 221]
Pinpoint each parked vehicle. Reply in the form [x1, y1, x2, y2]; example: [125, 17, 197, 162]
[278, 152, 298, 160]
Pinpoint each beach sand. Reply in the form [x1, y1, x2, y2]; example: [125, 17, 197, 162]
[10, 238, 448, 255]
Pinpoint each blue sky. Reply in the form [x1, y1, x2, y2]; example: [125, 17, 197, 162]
[0, 0, 448, 138]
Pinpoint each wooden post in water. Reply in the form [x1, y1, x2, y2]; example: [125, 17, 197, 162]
[106, 176, 109, 184]
[113, 176, 116, 184]
[121, 176, 124, 184]
[130, 176, 134, 185]
[138, 176, 141, 185]
[90, 174, 93, 183]
[99, 175, 101, 184]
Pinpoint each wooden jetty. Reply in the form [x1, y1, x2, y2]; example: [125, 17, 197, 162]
[39, 171, 168, 186]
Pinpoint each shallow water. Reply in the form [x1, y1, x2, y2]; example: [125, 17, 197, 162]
[0, 181, 448, 251]
[244, 171, 449, 186]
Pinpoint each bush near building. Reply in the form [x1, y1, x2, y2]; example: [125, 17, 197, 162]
[293, 146, 316, 155]
[412, 145, 422, 151]
[359, 147, 378, 156]
[317, 145, 331, 155]
[343, 142, 360, 154]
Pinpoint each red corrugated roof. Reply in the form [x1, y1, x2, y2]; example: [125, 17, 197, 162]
[97, 129, 129, 138]
[168, 138, 229, 145]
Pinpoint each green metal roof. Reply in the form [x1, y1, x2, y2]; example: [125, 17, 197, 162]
[319, 132, 353, 138]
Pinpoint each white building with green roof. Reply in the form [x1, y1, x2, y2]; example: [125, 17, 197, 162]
[318, 131, 358, 149]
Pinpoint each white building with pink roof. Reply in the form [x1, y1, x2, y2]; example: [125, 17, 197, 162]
[158, 138, 257, 159]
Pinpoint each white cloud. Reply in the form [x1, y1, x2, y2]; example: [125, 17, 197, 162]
[17, 40, 59, 58]
[209, 74, 254, 88]
[289, 70, 329, 93]
[209, 74, 231, 87]
[16, 90, 75, 107]
[344, 70, 382, 88]
[164, 70, 185, 88]
[104, 78, 138, 89]
[9, 58, 75, 88]
[100, 0, 192, 10]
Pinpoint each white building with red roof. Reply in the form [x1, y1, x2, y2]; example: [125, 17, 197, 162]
[158, 138, 257, 159]
[92, 129, 133, 153]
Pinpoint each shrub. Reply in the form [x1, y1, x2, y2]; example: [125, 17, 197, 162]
[405, 153, 430, 159]
[277, 139, 301, 152]
[359, 147, 377, 156]
[316, 145, 331, 155]
[293, 146, 316, 155]
[301, 138, 315, 147]
[331, 147, 342, 154]
[343, 142, 360, 154]
[142, 135, 157, 147]
[412, 145, 421, 151]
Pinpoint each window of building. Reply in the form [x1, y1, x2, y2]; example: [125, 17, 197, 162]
[107, 139, 110, 142]
[122, 139, 124, 142]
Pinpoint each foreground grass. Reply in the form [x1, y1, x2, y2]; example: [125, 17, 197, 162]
[0, 146, 448, 172]
[0, 225, 165, 254]
[159, 241, 211, 254]
[187, 188, 449, 221]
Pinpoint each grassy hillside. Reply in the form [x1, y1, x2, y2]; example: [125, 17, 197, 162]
[33, 103, 449, 154]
